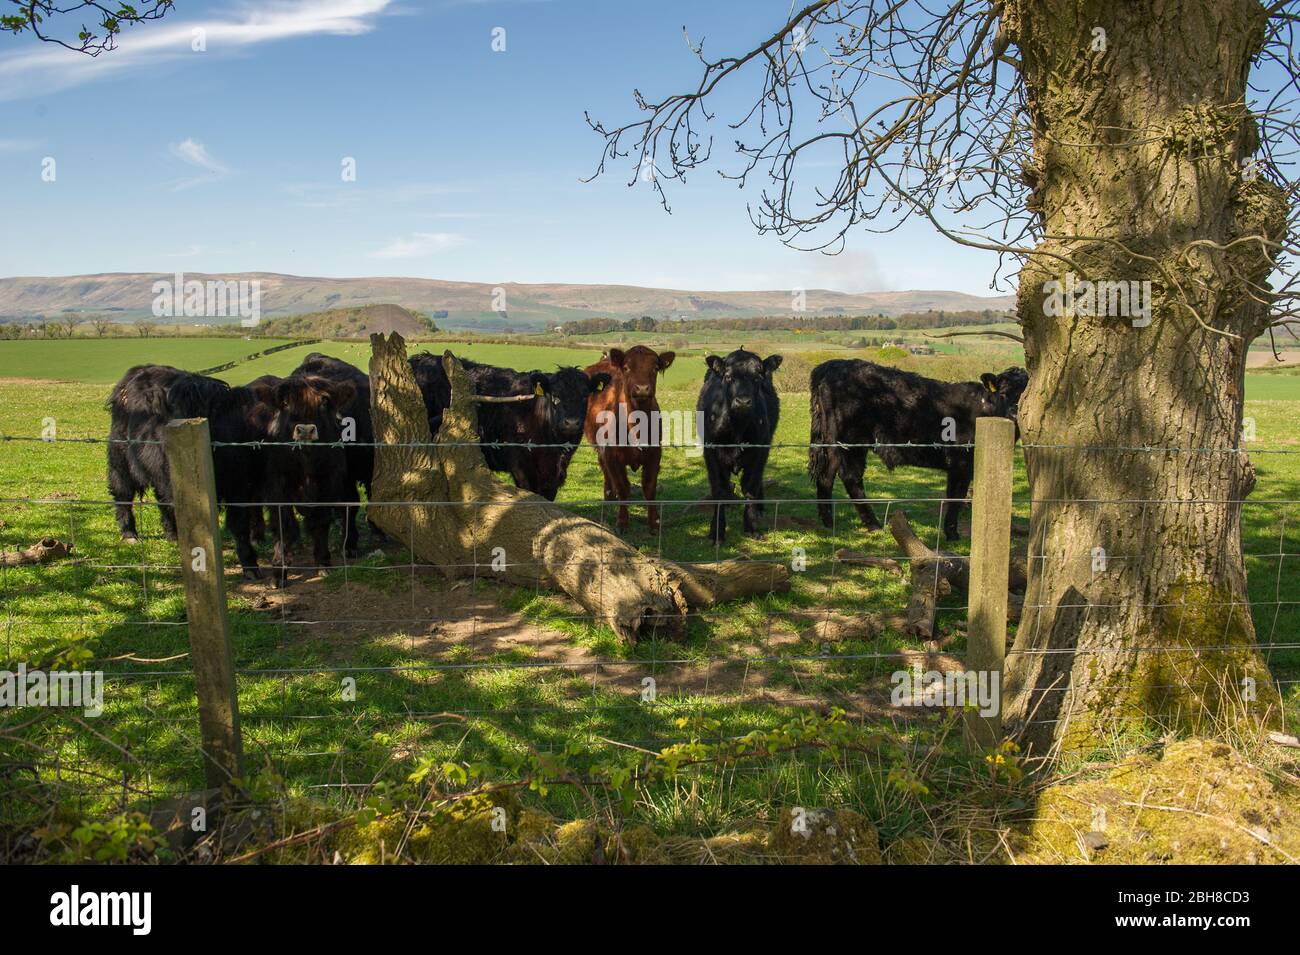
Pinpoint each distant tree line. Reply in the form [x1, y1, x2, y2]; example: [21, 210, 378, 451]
[556, 309, 1013, 336]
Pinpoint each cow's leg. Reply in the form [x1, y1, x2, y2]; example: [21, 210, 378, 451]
[249, 506, 267, 543]
[270, 505, 298, 589]
[814, 447, 837, 529]
[225, 505, 261, 580]
[740, 452, 769, 534]
[611, 464, 633, 532]
[363, 482, 387, 544]
[155, 484, 179, 542]
[838, 449, 881, 530]
[302, 504, 334, 575]
[108, 449, 140, 540]
[705, 455, 732, 542]
[596, 451, 618, 528]
[341, 483, 361, 559]
[642, 449, 661, 532]
[942, 464, 972, 541]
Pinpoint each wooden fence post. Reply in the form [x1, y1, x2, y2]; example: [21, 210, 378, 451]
[163, 418, 245, 796]
[963, 416, 1015, 751]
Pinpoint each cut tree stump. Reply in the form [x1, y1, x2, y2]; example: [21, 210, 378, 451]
[1, 538, 72, 567]
[365, 333, 786, 642]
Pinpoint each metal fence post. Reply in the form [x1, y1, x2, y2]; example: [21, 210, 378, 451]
[162, 417, 245, 796]
[964, 416, 1015, 751]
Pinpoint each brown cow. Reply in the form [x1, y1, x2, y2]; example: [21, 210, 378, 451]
[583, 346, 675, 531]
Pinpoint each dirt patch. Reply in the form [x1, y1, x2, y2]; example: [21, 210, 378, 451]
[232, 569, 904, 718]
[1247, 349, 1300, 368]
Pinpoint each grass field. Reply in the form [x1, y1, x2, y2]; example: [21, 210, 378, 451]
[1, 336, 1296, 849]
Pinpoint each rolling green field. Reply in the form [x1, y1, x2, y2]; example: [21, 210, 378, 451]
[1, 336, 1296, 848]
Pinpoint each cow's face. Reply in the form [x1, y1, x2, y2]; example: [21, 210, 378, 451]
[705, 350, 782, 415]
[608, 346, 673, 408]
[268, 375, 356, 444]
[978, 367, 1030, 423]
[534, 368, 610, 445]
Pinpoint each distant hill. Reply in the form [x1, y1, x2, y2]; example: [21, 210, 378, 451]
[0, 271, 1017, 331]
[256, 303, 435, 339]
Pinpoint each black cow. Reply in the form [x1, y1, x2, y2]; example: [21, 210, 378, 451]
[290, 352, 385, 555]
[409, 353, 609, 501]
[697, 349, 783, 541]
[107, 366, 357, 585]
[107, 365, 272, 578]
[253, 374, 358, 587]
[808, 361, 1028, 540]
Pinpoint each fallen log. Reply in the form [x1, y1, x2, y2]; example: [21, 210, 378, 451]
[664, 559, 790, 608]
[365, 334, 783, 642]
[887, 510, 1025, 639]
[888, 511, 965, 638]
[1, 538, 72, 567]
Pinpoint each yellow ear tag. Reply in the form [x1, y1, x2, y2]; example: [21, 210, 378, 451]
[986, 380, 997, 392]
[534, 382, 545, 397]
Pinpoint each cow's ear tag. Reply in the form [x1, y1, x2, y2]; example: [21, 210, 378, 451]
[534, 382, 545, 397]
[985, 380, 998, 393]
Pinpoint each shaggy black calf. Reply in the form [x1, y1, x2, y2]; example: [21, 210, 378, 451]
[290, 352, 385, 555]
[409, 353, 609, 501]
[107, 365, 272, 577]
[254, 374, 357, 587]
[808, 360, 1028, 540]
[697, 349, 783, 541]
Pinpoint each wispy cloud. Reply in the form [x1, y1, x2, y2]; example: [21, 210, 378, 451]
[368, 232, 466, 259]
[0, 138, 43, 154]
[167, 138, 232, 190]
[0, 1, 394, 101]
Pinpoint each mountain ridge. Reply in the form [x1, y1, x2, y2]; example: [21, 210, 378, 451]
[0, 272, 1017, 330]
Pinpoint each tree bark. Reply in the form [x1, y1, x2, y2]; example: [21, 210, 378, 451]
[1001, 0, 1285, 754]
[365, 333, 785, 642]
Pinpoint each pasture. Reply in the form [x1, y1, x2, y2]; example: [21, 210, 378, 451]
[1, 335, 1297, 855]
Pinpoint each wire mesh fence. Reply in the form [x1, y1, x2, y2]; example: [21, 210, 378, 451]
[1, 421, 1296, 841]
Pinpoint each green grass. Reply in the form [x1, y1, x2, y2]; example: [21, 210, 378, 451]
[1, 338, 1296, 839]
[0, 338, 295, 384]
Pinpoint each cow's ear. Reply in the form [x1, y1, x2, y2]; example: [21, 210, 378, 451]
[980, 373, 999, 393]
[589, 372, 612, 395]
[330, 381, 357, 410]
[608, 348, 627, 369]
[274, 380, 297, 409]
[250, 379, 277, 405]
[705, 355, 725, 375]
[763, 354, 784, 375]
[656, 351, 676, 372]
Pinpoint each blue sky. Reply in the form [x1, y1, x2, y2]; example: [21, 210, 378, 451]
[0, 1, 1018, 295]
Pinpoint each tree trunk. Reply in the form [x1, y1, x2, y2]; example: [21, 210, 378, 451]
[1001, 0, 1286, 755]
[364, 333, 787, 642]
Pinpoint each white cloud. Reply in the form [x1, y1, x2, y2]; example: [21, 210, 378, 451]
[0, 138, 43, 154]
[167, 138, 231, 190]
[368, 232, 466, 259]
[0, 1, 394, 102]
